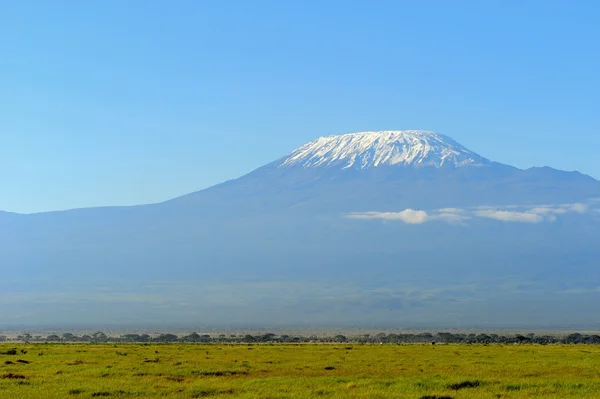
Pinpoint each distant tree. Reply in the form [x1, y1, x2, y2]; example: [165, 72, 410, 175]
[333, 335, 347, 343]
[62, 333, 77, 342]
[375, 333, 387, 342]
[386, 334, 400, 343]
[260, 333, 276, 342]
[181, 332, 202, 342]
[417, 332, 434, 340]
[120, 334, 141, 342]
[436, 332, 460, 343]
[566, 333, 583, 344]
[586, 335, 600, 344]
[154, 333, 178, 343]
[91, 332, 108, 343]
[46, 334, 61, 342]
[515, 334, 530, 344]
[0, 335, 7, 342]
[476, 334, 492, 343]
[536, 335, 555, 344]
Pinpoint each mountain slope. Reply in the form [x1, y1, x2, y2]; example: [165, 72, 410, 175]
[1, 130, 600, 328]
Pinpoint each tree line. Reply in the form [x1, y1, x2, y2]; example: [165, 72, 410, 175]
[2, 331, 600, 344]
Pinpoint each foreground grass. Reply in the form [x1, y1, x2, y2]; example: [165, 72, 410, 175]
[1, 343, 600, 398]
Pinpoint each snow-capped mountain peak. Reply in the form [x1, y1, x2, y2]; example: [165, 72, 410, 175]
[279, 130, 489, 169]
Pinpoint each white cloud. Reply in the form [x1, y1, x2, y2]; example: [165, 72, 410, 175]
[347, 201, 597, 225]
[472, 205, 496, 211]
[346, 208, 473, 224]
[474, 209, 544, 223]
[346, 209, 430, 224]
[471, 201, 594, 222]
[529, 206, 567, 215]
[432, 211, 471, 224]
[436, 208, 464, 214]
[561, 203, 588, 213]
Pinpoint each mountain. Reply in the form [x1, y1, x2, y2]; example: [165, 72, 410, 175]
[2, 131, 600, 329]
[167, 131, 598, 214]
[279, 130, 490, 168]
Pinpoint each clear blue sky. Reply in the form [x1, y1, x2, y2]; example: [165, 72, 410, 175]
[1, 0, 599, 214]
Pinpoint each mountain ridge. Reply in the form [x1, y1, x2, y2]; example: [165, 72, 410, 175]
[1, 131, 599, 215]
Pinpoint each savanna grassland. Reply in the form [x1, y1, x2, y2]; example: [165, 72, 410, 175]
[1, 343, 600, 398]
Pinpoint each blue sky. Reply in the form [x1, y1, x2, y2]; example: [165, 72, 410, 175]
[1, 0, 599, 214]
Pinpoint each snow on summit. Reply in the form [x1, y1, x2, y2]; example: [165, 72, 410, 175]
[280, 130, 490, 169]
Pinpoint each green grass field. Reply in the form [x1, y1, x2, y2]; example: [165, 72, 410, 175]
[1, 343, 599, 398]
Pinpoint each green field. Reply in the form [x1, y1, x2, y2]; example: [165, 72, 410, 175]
[1, 343, 600, 398]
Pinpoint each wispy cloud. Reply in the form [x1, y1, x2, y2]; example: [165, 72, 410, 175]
[347, 207, 474, 224]
[562, 203, 588, 213]
[474, 209, 544, 223]
[528, 206, 567, 215]
[347, 201, 598, 225]
[347, 209, 430, 224]
[434, 208, 471, 224]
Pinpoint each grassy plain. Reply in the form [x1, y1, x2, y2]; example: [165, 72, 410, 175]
[1, 343, 599, 398]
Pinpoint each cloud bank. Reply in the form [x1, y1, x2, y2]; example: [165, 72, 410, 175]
[347, 207, 471, 224]
[347, 209, 430, 224]
[347, 202, 598, 225]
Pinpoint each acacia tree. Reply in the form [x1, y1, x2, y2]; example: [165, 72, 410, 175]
[91, 332, 108, 343]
